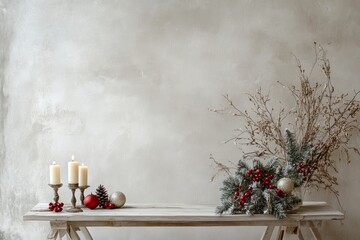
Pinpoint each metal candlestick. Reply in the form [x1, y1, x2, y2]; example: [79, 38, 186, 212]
[79, 185, 90, 207]
[48, 183, 63, 203]
[66, 183, 83, 212]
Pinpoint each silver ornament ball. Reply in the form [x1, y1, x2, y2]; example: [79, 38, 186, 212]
[277, 177, 294, 194]
[109, 192, 126, 208]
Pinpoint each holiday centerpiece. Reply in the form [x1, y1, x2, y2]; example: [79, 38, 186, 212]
[214, 130, 309, 219]
[211, 43, 360, 219]
[48, 156, 126, 212]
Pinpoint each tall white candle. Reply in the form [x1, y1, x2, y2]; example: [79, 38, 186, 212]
[68, 155, 79, 184]
[50, 161, 61, 185]
[79, 163, 88, 187]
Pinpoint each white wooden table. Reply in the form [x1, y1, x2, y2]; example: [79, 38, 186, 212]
[23, 201, 343, 240]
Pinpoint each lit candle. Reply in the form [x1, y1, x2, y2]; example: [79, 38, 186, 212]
[79, 163, 88, 187]
[50, 161, 61, 184]
[68, 155, 79, 184]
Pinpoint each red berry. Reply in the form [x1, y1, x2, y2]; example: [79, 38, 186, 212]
[244, 192, 250, 198]
[49, 205, 54, 211]
[269, 185, 274, 189]
[59, 202, 64, 207]
[264, 181, 270, 186]
[49, 202, 54, 207]
[255, 168, 261, 174]
[108, 203, 116, 209]
[247, 169, 253, 175]
[248, 186, 253, 190]
[233, 192, 239, 200]
[276, 189, 284, 196]
[103, 202, 110, 209]
[54, 207, 61, 212]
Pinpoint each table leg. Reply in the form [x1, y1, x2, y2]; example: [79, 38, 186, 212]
[261, 226, 274, 240]
[297, 228, 305, 240]
[56, 230, 70, 240]
[47, 229, 58, 239]
[69, 225, 81, 240]
[276, 226, 285, 240]
[50, 222, 72, 240]
[308, 221, 322, 240]
[64, 231, 72, 240]
[79, 227, 93, 240]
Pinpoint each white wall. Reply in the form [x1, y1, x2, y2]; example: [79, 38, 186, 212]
[1, 0, 360, 239]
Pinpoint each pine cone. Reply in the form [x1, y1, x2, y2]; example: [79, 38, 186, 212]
[96, 184, 109, 208]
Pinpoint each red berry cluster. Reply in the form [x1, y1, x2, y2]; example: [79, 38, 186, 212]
[297, 163, 309, 182]
[234, 186, 253, 206]
[275, 188, 285, 197]
[49, 202, 64, 212]
[247, 168, 275, 189]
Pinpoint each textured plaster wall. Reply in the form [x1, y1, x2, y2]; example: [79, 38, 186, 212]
[1, 0, 360, 239]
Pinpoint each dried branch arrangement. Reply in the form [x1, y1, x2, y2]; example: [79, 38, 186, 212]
[211, 43, 360, 197]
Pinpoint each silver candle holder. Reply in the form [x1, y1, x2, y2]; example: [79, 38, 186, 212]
[66, 183, 83, 212]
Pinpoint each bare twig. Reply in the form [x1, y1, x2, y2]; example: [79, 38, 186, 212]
[210, 43, 360, 197]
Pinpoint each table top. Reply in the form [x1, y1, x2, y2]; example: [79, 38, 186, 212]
[23, 201, 344, 226]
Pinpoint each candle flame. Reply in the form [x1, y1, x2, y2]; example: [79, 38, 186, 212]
[82, 163, 84, 166]
[71, 155, 75, 161]
[52, 161, 56, 165]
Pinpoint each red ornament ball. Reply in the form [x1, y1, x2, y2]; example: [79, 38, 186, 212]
[84, 193, 99, 209]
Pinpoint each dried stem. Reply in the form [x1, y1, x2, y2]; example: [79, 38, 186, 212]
[211, 43, 360, 197]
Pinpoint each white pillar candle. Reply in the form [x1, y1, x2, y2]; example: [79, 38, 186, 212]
[68, 155, 79, 184]
[79, 163, 88, 187]
[50, 161, 61, 185]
